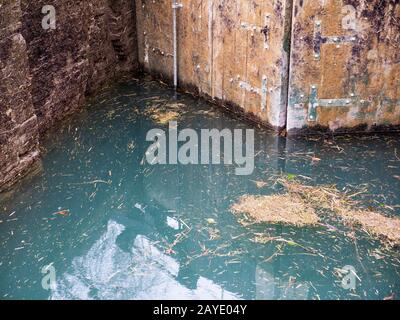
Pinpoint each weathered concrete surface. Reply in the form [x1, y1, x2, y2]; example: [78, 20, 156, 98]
[0, 0, 40, 192]
[287, 0, 400, 135]
[1, 0, 139, 191]
[136, 0, 292, 130]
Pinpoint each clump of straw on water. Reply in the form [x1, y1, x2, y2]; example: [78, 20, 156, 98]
[231, 194, 320, 227]
[277, 177, 400, 246]
[337, 208, 400, 246]
[231, 176, 400, 246]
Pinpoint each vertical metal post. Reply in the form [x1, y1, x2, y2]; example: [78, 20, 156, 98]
[172, 1, 183, 90]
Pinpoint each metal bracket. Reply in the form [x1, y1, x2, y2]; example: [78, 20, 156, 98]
[313, 20, 357, 60]
[240, 14, 271, 49]
[172, 2, 183, 9]
[234, 75, 268, 111]
[308, 85, 356, 121]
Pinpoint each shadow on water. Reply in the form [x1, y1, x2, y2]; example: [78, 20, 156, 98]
[0, 79, 399, 300]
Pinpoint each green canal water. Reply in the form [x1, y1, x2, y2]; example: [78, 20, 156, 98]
[0, 79, 399, 300]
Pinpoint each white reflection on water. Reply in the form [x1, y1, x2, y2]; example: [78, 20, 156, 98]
[51, 220, 240, 300]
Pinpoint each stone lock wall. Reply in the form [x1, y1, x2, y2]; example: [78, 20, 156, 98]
[0, 0, 139, 191]
[0, 0, 40, 192]
[21, 0, 139, 132]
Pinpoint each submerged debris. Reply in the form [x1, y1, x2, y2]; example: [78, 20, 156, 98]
[207, 228, 220, 240]
[231, 194, 319, 227]
[53, 209, 70, 217]
[251, 233, 275, 244]
[152, 110, 180, 124]
[143, 102, 186, 124]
